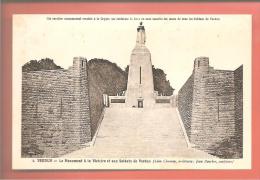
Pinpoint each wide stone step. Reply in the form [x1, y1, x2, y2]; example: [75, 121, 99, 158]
[63, 107, 214, 158]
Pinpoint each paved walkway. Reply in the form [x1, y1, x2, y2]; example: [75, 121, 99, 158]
[64, 107, 214, 158]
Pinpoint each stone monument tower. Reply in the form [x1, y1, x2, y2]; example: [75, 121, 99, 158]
[125, 22, 155, 108]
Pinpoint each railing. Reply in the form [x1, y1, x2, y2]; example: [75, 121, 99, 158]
[107, 96, 126, 107]
[155, 95, 176, 107]
[155, 99, 171, 103]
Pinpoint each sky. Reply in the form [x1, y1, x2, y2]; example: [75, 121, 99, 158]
[13, 14, 251, 92]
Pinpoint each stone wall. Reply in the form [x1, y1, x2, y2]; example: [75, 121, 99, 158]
[178, 57, 243, 158]
[234, 65, 243, 157]
[22, 57, 91, 158]
[88, 68, 105, 137]
[192, 68, 235, 153]
[177, 74, 194, 138]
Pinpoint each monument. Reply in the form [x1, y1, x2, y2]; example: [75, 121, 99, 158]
[125, 22, 155, 108]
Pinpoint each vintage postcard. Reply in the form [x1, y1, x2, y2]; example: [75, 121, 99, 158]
[12, 14, 251, 169]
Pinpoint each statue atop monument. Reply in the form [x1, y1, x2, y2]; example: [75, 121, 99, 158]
[136, 22, 146, 46]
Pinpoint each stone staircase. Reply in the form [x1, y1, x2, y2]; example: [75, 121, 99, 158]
[64, 107, 214, 158]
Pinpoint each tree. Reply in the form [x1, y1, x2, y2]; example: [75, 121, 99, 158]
[152, 66, 174, 96]
[22, 58, 62, 72]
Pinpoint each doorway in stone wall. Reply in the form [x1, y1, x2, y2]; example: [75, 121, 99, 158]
[138, 100, 143, 108]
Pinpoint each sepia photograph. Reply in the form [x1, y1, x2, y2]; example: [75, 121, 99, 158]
[12, 14, 251, 169]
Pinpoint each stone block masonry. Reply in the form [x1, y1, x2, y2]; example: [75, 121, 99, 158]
[177, 74, 194, 139]
[234, 65, 243, 157]
[87, 66, 107, 137]
[178, 57, 243, 158]
[22, 57, 92, 158]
